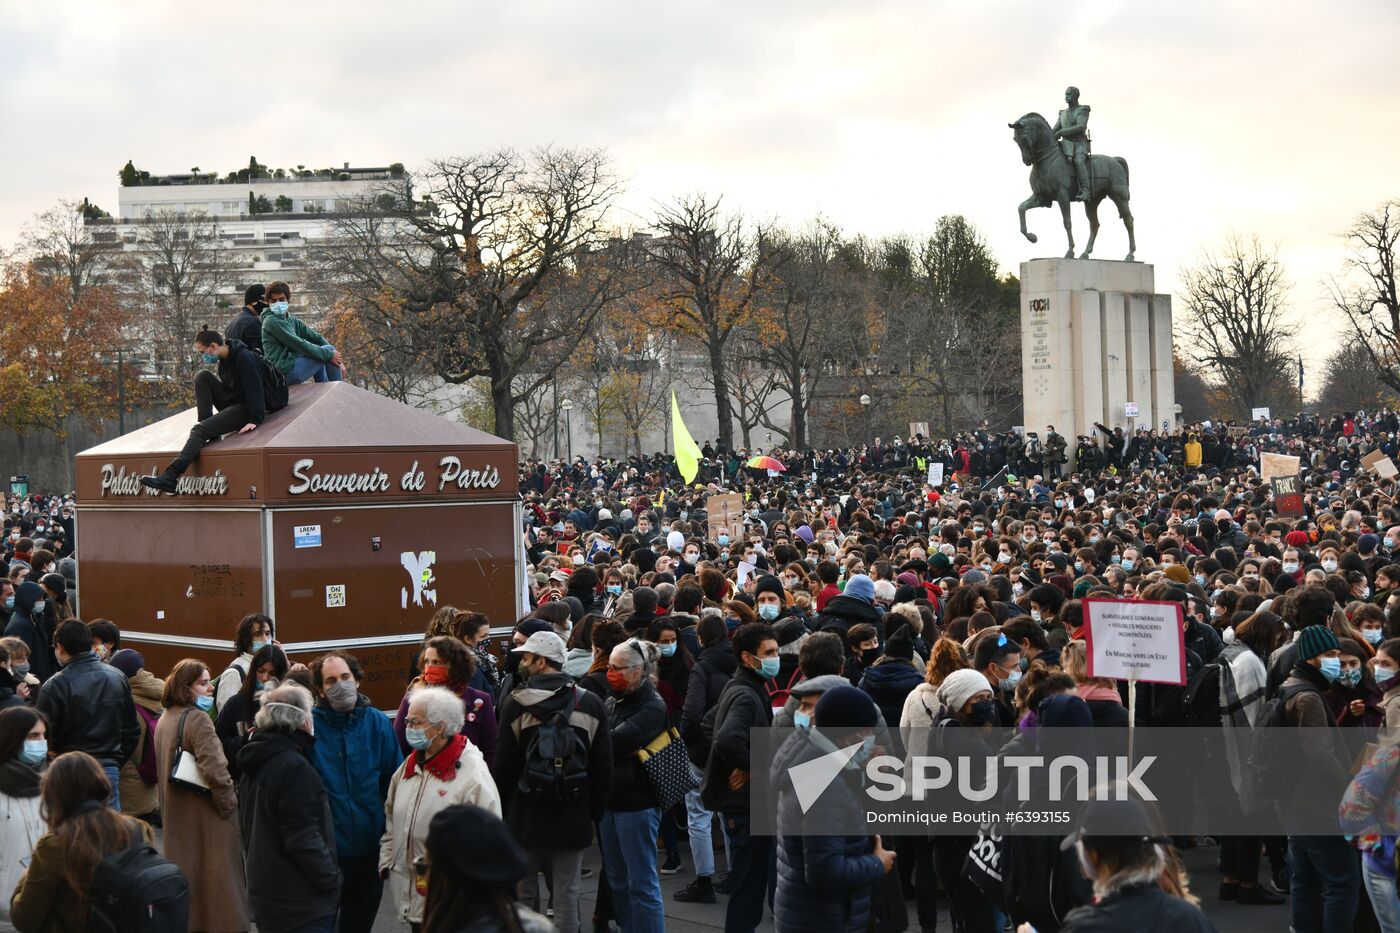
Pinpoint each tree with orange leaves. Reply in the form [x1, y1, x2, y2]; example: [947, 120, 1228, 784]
[0, 261, 134, 434]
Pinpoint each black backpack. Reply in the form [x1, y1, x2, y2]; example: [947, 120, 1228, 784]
[88, 824, 190, 933]
[258, 353, 289, 413]
[1246, 681, 1316, 803]
[518, 687, 590, 802]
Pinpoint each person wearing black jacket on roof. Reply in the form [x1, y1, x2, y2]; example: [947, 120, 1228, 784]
[142, 328, 289, 494]
[226, 283, 268, 356]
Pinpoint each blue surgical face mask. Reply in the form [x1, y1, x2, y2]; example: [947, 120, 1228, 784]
[1001, 669, 1022, 691]
[793, 710, 811, 729]
[606, 584, 622, 595]
[1339, 667, 1363, 688]
[756, 657, 781, 680]
[851, 734, 876, 766]
[3, 597, 12, 611]
[405, 726, 432, 750]
[758, 603, 780, 621]
[717, 534, 730, 546]
[194, 694, 214, 712]
[1376, 666, 1397, 686]
[20, 739, 46, 765]
[1365, 628, 1385, 646]
[1318, 656, 1343, 683]
[726, 617, 742, 631]
[201, 352, 218, 364]
[659, 643, 677, 657]
[13, 662, 30, 677]
[250, 641, 268, 654]
[1121, 559, 1135, 572]
[269, 300, 289, 315]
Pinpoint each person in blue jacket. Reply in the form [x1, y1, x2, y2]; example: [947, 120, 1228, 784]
[772, 685, 896, 933]
[308, 650, 403, 933]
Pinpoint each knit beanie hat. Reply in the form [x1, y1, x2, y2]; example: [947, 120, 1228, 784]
[753, 575, 785, 604]
[775, 617, 808, 648]
[795, 525, 815, 544]
[1359, 533, 1380, 555]
[937, 669, 993, 712]
[1285, 530, 1310, 548]
[930, 553, 953, 575]
[631, 586, 659, 617]
[894, 584, 923, 605]
[1296, 624, 1340, 661]
[1163, 564, 1191, 585]
[1072, 578, 1095, 599]
[844, 574, 876, 604]
[896, 571, 921, 588]
[814, 685, 880, 728]
[109, 649, 145, 679]
[883, 626, 915, 661]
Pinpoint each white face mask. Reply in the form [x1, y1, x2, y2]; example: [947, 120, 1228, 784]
[32, 600, 45, 613]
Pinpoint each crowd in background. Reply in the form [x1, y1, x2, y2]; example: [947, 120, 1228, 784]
[4, 407, 1400, 931]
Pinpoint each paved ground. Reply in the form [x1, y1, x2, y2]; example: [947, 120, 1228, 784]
[367, 838, 1287, 933]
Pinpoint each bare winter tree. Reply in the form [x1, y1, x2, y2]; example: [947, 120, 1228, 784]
[1329, 199, 1400, 391]
[20, 199, 118, 303]
[1179, 234, 1298, 419]
[647, 195, 782, 451]
[118, 209, 223, 393]
[1316, 342, 1396, 414]
[316, 148, 636, 439]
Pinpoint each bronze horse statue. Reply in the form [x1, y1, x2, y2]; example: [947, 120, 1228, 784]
[1009, 113, 1136, 261]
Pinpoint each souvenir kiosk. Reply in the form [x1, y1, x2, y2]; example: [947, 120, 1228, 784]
[74, 382, 522, 706]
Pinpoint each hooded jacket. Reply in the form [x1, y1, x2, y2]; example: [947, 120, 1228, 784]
[215, 337, 286, 424]
[492, 671, 613, 849]
[771, 731, 884, 933]
[814, 593, 882, 637]
[237, 729, 342, 932]
[858, 661, 925, 736]
[2, 582, 52, 682]
[309, 693, 403, 859]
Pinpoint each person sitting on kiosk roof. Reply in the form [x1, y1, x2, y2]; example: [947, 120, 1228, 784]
[140, 328, 288, 494]
[260, 280, 346, 384]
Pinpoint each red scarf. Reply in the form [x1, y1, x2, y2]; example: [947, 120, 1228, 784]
[403, 732, 468, 781]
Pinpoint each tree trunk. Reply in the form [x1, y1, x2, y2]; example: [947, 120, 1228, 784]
[787, 363, 807, 449]
[708, 338, 733, 450]
[490, 362, 514, 440]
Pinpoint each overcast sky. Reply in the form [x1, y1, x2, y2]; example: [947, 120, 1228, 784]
[3, 0, 1395, 380]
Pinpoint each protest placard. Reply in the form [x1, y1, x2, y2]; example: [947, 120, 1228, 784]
[909, 422, 929, 440]
[927, 462, 944, 487]
[1251, 407, 1271, 422]
[1260, 452, 1301, 483]
[1361, 450, 1399, 478]
[1084, 598, 1186, 685]
[705, 492, 744, 542]
[1272, 474, 1304, 517]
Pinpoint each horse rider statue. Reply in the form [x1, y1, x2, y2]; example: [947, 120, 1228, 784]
[1052, 86, 1091, 202]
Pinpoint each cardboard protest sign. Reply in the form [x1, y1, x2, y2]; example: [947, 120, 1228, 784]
[705, 493, 744, 542]
[1272, 474, 1304, 517]
[927, 463, 944, 487]
[1252, 407, 1271, 421]
[1084, 598, 1186, 685]
[909, 422, 929, 439]
[1361, 450, 1399, 479]
[1260, 452, 1301, 483]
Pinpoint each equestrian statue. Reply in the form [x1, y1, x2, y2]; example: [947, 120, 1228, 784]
[1009, 86, 1136, 261]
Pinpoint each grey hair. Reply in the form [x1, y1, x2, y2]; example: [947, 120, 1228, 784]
[613, 638, 659, 678]
[254, 683, 313, 733]
[409, 685, 466, 736]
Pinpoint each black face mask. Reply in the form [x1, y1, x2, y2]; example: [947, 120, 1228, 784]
[502, 651, 522, 676]
[966, 699, 998, 726]
[250, 300, 268, 313]
[860, 648, 880, 666]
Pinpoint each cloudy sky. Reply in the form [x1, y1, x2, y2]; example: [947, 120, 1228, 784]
[2, 0, 1395, 379]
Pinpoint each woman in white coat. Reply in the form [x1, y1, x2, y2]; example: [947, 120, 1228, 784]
[379, 685, 500, 931]
[0, 707, 47, 926]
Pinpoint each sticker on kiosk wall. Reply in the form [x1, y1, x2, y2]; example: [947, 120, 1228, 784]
[294, 524, 323, 548]
[326, 584, 346, 608]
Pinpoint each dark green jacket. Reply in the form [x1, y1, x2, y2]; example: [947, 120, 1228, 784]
[260, 308, 332, 376]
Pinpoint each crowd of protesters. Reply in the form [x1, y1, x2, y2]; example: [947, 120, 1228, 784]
[4, 407, 1400, 932]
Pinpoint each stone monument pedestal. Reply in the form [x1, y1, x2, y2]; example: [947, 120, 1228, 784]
[1020, 259, 1174, 468]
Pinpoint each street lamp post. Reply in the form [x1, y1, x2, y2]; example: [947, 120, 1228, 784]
[859, 394, 872, 446]
[561, 398, 574, 462]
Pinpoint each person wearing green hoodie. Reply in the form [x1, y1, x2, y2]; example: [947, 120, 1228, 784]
[260, 281, 346, 383]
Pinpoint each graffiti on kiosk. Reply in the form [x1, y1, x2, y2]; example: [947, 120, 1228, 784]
[401, 550, 437, 609]
[287, 457, 501, 496]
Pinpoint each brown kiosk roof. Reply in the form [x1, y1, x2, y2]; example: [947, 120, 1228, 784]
[79, 381, 513, 457]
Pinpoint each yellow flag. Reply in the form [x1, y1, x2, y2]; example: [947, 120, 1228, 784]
[671, 391, 702, 484]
